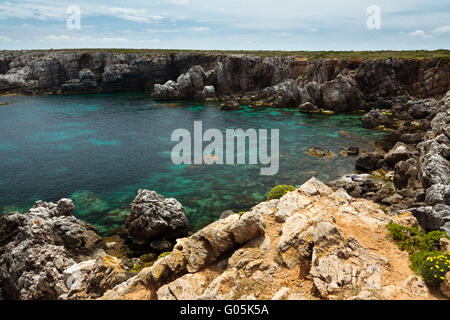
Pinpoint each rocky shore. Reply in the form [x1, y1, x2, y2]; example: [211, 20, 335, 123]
[0, 50, 449, 300]
[1, 178, 448, 300]
[329, 90, 450, 237]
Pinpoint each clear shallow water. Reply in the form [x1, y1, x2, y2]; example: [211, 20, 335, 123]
[0, 92, 384, 234]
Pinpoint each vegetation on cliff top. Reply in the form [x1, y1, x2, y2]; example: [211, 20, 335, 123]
[1, 49, 449, 60]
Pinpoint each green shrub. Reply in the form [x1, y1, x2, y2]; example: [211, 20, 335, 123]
[386, 222, 446, 254]
[410, 250, 442, 273]
[387, 222, 450, 286]
[419, 253, 450, 287]
[267, 185, 296, 201]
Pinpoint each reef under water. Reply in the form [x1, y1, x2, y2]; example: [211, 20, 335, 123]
[0, 92, 385, 234]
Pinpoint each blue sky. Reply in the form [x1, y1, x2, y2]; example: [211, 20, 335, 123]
[0, 0, 449, 50]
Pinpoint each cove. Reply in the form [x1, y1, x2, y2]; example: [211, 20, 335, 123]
[0, 92, 385, 234]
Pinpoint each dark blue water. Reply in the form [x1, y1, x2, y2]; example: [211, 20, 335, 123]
[0, 92, 384, 233]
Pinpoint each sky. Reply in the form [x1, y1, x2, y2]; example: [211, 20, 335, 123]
[0, 0, 449, 50]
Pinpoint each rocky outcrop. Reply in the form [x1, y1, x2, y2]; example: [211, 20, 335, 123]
[125, 190, 188, 247]
[362, 109, 390, 128]
[320, 76, 367, 111]
[0, 199, 105, 299]
[328, 90, 450, 236]
[152, 65, 210, 100]
[100, 178, 437, 301]
[1, 51, 448, 110]
[59, 254, 131, 300]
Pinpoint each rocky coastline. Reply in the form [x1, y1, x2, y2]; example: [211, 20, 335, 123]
[0, 50, 449, 300]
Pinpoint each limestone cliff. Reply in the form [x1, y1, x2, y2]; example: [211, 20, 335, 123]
[1, 51, 449, 107]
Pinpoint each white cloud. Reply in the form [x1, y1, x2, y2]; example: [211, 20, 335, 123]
[402, 29, 432, 38]
[432, 25, 450, 34]
[0, 2, 65, 20]
[108, 7, 163, 23]
[192, 26, 209, 32]
[0, 35, 11, 41]
[167, 0, 189, 5]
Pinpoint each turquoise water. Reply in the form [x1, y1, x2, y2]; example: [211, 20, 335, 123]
[0, 93, 384, 234]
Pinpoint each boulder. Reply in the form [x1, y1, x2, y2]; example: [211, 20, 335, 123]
[409, 206, 445, 232]
[362, 109, 390, 129]
[125, 190, 188, 246]
[321, 76, 367, 112]
[384, 142, 410, 166]
[299, 102, 320, 113]
[356, 152, 384, 172]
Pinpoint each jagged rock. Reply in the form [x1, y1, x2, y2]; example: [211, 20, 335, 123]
[0, 199, 105, 299]
[420, 153, 450, 188]
[298, 177, 333, 196]
[356, 152, 384, 172]
[275, 191, 311, 222]
[125, 190, 188, 246]
[425, 184, 450, 206]
[258, 79, 300, 107]
[408, 102, 432, 119]
[299, 102, 320, 113]
[157, 273, 210, 300]
[220, 100, 242, 110]
[299, 81, 322, 105]
[394, 159, 419, 189]
[409, 206, 444, 232]
[362, 109, 390, 129]
[60, 255, 130, 300]
[152, 65, 207, 100]
[321, 76, 367, 112]
[384, 142, 410, 166]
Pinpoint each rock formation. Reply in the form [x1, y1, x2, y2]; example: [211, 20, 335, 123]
[1, 51, 449, 111]
[0, 199, 106, 299]
[125, 190, 188, 247]
[100, 178, 440, 300]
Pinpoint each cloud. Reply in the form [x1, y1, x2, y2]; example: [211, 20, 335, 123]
[0, 35, 11, 41]
[0, 2, 65, 20]
[108, 7, 163, 23]
[401, 29, 432, 38]
[192, 26, 209, 32]
[39, 34, 160, 45]
[167, 0, 189, 5]
[432, 25, 450, 34]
